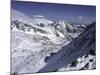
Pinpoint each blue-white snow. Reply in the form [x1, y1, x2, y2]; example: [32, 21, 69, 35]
[11, 9, 95, 74]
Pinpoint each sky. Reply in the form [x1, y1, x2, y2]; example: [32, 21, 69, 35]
[11, 1, 96, 25]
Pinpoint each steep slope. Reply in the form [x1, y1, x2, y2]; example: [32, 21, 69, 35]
[11, 19, 85, 45]
[11, 20, 86, 74]
[11, 9, 32, 24]
[11, 10, 87, 74]
[38, 22, 96, 73]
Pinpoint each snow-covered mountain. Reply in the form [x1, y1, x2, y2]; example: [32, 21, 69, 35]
[58, 22, 96, 71]
[38, 22, 96, 72]
[11, 9, 32, 24]
[11, 19, 86, 47]
[11, 10, 89, 74]
[32, 15, 53, 26]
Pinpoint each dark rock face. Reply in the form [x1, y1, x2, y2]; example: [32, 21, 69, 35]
[38, 22, 96, 73]
[90, 59, 93, 62]
[44, 53, 56, 62]
[89, 49, 95, 55]
[70, 61, 78, 67]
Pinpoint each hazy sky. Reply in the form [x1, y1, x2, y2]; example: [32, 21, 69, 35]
[11, 1, 96, 25]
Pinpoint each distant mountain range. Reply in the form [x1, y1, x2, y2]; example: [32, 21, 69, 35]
[11, 9, 96, 74]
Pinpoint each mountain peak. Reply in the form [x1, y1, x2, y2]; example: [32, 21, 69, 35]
[32, 15, 53, 26]
[32, 15, 45, 19]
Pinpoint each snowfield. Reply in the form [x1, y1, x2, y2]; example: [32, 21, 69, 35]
[11, 9, 95, 74]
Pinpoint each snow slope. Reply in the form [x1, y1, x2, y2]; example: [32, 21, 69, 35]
[11, 9, 88, 74]
[38, 22, 96, 73]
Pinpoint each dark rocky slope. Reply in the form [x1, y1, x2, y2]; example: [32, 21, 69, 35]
[38, 22, 96, 73]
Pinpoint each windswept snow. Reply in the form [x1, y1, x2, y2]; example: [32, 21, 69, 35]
[11, 9, 95, 74]
[32, 15, 53, 26]
[12, 9, 32, 24]
[58, 55, 96, 71]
